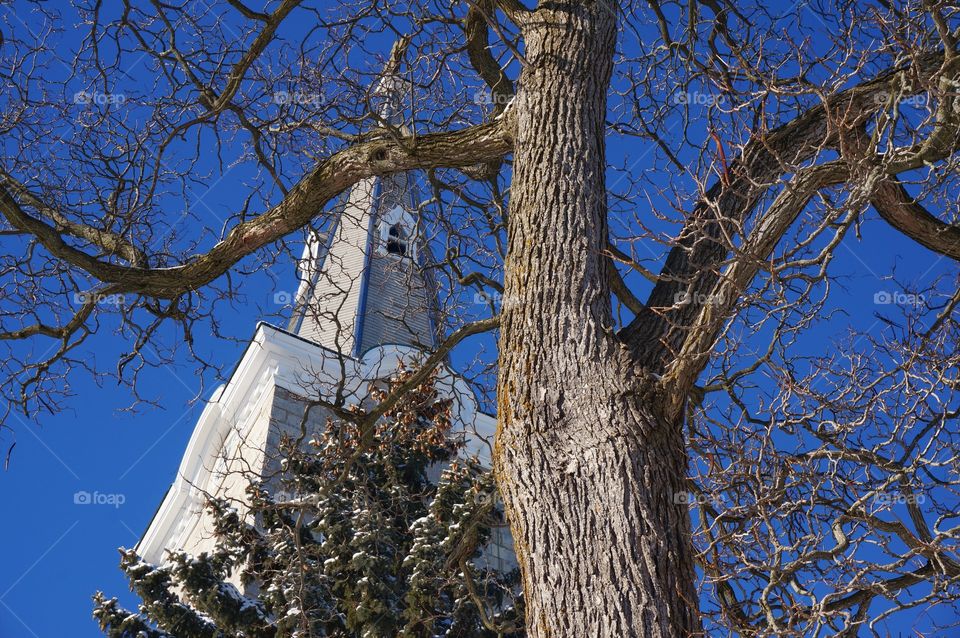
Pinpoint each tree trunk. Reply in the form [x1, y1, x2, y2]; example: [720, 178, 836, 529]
[494, 3, 701, 636]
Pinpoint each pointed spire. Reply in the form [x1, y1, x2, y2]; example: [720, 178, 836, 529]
[366, 34, 411, 126]
[287, 37, 439, 358]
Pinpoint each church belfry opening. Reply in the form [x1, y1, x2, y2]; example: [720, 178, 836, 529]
[386, 222, 408, 256]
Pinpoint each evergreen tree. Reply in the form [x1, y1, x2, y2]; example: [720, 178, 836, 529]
[94, 371, 522, 637]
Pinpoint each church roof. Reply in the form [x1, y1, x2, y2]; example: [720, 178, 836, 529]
[136, 322, 495, 566]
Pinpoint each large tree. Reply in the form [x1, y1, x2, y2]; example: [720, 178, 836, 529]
[3, 1, 960, 635]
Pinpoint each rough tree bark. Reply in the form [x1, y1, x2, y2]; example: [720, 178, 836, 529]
[494, 3, 701, 636]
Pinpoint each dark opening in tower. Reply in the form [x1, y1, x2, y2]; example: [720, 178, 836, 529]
[386, 222, 408, 256]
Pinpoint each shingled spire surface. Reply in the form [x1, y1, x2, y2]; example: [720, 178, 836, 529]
[287, 39, 439, 357]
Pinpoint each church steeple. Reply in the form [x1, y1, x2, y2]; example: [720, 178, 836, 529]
[287, 39, 439, 357]
[136, 37, 512, 585]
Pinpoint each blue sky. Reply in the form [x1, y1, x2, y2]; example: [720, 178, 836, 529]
[1, 0, 959, 636]
[0, 354, 212, 637]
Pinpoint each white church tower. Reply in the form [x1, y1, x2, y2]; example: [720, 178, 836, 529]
[137, 43, 511, 572]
